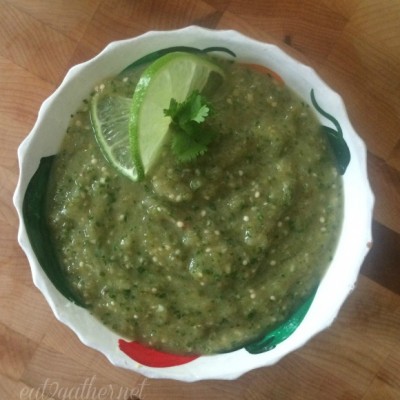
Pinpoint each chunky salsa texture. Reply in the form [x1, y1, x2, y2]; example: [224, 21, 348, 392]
[46, 57, 343, 354]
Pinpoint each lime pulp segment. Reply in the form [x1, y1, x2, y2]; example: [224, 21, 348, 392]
[91, 93, 137, 180]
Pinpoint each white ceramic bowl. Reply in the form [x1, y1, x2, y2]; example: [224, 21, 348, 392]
[13, 26, 374, 381]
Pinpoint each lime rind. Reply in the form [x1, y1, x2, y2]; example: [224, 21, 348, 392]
[91, 93, 138, 180]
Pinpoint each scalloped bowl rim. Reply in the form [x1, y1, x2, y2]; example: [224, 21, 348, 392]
[13, 26, 374, 381]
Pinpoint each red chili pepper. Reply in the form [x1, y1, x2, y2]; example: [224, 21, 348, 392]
[118, 339, 200, 368]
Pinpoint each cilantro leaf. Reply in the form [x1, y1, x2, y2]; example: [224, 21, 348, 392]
[171, 130, 208, 162]
[164, 91, 215, 163]
[188, 93, 210, 123]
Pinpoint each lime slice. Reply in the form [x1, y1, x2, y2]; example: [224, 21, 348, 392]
[90, 93, 138, 180]
[130, 51, 225, 180]
[91, 51, 224, 182]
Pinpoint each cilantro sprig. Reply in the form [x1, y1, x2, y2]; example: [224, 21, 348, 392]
[164, 90, 215, 163]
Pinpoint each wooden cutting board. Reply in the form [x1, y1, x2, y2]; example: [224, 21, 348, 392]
[1, 0, 399, 399]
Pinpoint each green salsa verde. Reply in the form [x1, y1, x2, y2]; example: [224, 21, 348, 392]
[46, 57, 343, 355]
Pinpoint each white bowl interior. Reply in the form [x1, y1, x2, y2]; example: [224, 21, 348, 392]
[13, 26, 374, 381]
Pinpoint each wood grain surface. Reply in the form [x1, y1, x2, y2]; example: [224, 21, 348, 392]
[1, 1, 400, 399]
